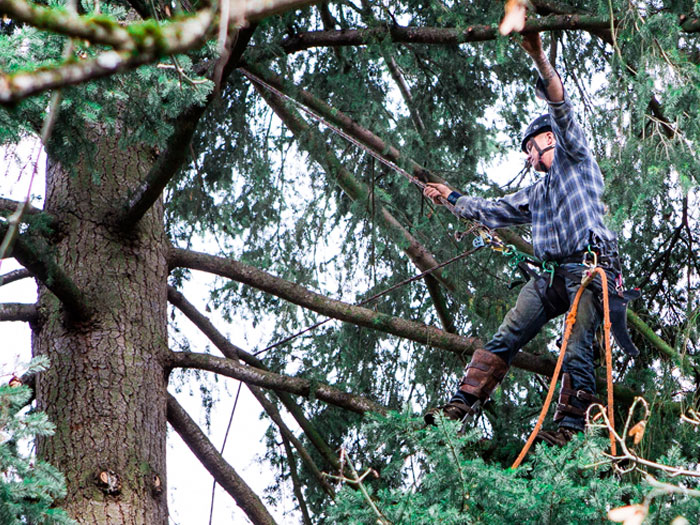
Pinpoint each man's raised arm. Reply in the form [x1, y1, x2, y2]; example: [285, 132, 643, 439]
[520, 32, 564, 103]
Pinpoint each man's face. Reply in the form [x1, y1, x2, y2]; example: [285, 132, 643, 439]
[525, 132, 555, 172]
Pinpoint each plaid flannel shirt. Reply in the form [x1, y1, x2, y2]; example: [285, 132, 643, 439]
[452, 87, 616, 262]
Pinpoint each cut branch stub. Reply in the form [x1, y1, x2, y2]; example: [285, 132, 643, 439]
[96, 470, 122, 495]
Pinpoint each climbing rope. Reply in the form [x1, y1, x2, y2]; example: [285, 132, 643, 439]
[511, 262, 616, 469]
[242, 68, 548, 276]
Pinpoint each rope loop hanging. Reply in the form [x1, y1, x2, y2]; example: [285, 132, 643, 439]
[511, 264, 616, 469]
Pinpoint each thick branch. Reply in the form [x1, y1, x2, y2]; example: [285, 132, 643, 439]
[0, 302, 37, 322]
[273, 15, 700, 57]
[0, 268, 32, 286]
[167, 285, 341, 471]
[117, 26, 256, 230]
[168, 247, 563, 377]
[241, 63, 445, 185]
[169, 351, 386, 414]
[166, 394, 278, 525]
[3, 227, 91, 321]
[276, 16, 613, 55]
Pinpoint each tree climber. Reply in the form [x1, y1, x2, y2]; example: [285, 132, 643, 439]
[423, 32, 637, 445]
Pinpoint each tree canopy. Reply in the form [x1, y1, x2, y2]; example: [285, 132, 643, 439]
[0, 0, 699, 523]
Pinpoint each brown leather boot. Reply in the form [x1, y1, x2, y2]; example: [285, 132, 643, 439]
[424, 349, 509, 426]
[423, 400, 474, 426]
[536, 427, 577, 447]
[536, 373, 603, 447]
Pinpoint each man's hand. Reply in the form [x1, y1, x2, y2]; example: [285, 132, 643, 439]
[423, 183, 453, 205]
[519, 31, 543, 57]
[520, 31, 564, 102]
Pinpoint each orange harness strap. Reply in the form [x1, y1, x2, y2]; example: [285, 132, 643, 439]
[511, 266, 615, 469]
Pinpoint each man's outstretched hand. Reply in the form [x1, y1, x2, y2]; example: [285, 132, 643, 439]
[423, 183, 453, 205]
[519, 31, 543, 57]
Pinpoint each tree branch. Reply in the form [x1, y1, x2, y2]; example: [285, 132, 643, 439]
[274, 16, 613, 56]
[116, 25, 256, 230]
[254, 76, 460, 336]
[0, 0, 328, 104]
[2, 227, 91, 322]
[168, 247, 564, 378]
[249, 387, 335, 496]
[0, 268, 32, 286]
[280, 433, 313, 525]
[240, 64, 535, 258]
[0, 0, 135, 49]
[166, 394, 279, 525]
[0, 10, 215, 104]
[0, 302, 37, 322]
[167, 285, 341, 471]
[0, 197, 41, 216]
[169, 351, 386, 414]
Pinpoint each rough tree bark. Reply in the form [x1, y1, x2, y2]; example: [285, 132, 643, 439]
[32, 126, 170, 524]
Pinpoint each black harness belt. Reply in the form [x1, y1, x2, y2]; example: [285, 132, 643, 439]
[517, 256, 641, 357]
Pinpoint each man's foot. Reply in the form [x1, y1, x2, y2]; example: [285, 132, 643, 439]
[535, 427, 578, 447]
[423, 401, 472, 426]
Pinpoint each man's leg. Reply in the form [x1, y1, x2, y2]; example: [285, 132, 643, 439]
[425, 278, 550, 424]
[539, 266, 603, 445]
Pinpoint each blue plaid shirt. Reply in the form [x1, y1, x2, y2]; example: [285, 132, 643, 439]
[452, 90, 616, 261]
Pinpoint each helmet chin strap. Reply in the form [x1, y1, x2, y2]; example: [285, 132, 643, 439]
[530, 140, 555, 172]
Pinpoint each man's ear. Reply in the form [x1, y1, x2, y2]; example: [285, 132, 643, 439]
[547, 131, 556, 145]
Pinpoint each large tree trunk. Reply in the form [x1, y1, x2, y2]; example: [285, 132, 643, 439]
[32, 127, 169, 524]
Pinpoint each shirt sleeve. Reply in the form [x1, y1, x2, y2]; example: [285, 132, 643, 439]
[536, 77, 590, 161]
[453, 186, 532, 228]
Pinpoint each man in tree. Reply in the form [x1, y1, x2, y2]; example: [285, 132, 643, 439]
[423, 32, 623, 445]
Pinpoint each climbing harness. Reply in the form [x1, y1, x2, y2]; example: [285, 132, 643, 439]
[511, 257, 617, 469]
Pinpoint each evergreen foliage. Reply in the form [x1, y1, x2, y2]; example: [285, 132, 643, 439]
[0, 0, 698, 521]
[0, 358, 74, 525]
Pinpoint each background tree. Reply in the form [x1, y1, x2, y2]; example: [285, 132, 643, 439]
[0, 0, 698, 523]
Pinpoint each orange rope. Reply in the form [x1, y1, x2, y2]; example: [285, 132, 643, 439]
[511, 267, 615, 469]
